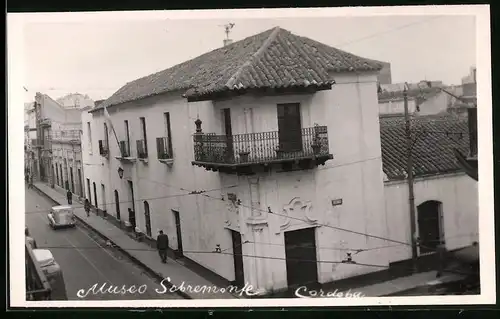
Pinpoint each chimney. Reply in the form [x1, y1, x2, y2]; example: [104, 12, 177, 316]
[223, 39, 233, 46]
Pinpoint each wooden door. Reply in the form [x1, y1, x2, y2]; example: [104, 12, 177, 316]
[277, 103, 303, 152]
[222, 108, 234, 160]
[144, 201, 152, 237]
[231, 230, 245, 288]
[173, 210, 183, 256]
[284, 227, 318, 288]
[114, 190, 121, 220]
[417, 201, 443, 255]
[93, 182, 98, 208]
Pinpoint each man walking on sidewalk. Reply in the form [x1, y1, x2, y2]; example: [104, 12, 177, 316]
[66, 189, 73, 205]
[156, 230, 169, 263]
[84, 198, 91, 217]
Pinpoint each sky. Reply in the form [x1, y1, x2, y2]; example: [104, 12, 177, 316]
[22, 12, 477, 103]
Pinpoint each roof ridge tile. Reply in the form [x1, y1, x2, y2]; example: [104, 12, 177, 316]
[225, 26, 281, 89]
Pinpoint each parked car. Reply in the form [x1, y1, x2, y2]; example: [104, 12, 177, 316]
[48, 205, 76, 229]
[32, 249, 68, 300]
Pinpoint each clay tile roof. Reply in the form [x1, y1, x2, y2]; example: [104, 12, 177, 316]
[93, 26, 383, 111]
[380, 114, 469, 180]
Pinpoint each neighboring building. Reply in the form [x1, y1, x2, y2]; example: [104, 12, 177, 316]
[82, 26, 389, 294]
[56, 93, 95, 109]
[377, 61, 392, 85]
[30, 92, 89, 198]
[378, 84, 448, 116]
[24, 102, 38, 173]
[380, 115, 478, 263]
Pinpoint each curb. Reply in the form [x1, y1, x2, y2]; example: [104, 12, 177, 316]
[31, 184, 192, 300]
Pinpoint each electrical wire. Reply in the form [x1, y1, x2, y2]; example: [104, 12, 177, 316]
[32, 243, 478, 277]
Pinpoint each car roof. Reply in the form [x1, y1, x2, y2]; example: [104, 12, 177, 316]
[52, 205, 72, 210]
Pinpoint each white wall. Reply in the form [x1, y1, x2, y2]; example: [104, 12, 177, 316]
[384, 173, 478, 263]
[379, 99, 417, 115]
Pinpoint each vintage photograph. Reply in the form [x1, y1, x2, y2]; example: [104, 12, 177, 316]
[8, 5, 493, 307]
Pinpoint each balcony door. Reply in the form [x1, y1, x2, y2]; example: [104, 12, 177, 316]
[222, 108, 234, 160]
[277, 103, 303, 152]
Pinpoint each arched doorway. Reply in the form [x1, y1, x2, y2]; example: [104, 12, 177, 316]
[114, 190, 121, 220]
[144, 201, 152, 237]
[417, 200, 444, 255]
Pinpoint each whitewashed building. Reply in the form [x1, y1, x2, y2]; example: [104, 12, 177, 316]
[56, 93, 95, 109]
[377, 83, 449, 117]
[30, 92, 89, 198]
[380, 115, 478, 263]
[81, 27, 477, 294]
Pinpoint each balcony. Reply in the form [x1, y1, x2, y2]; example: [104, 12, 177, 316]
[51, 130, 80, 144]
[31, 139, 40, 147]
[192, 125, 333, 175]
[115, 140, 136, 162]
[136, 139, 148, 160]
[156, 137, 174, 164]
[99, 140, 109, 157]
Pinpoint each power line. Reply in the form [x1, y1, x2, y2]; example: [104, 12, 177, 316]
[334, 16, 444, 48]
[32, 244, 478, 277]
[24, 184, 238, 215]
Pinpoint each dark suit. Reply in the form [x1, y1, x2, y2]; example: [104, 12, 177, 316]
[157, 233, 169, 263]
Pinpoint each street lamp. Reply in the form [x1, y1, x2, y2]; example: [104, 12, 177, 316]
[117, 167, 124, 179]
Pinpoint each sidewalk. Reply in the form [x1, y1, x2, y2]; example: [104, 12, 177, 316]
[31, 182, 466, 299]
[32, 182, 237, 300]
[361, 270, 464, 297]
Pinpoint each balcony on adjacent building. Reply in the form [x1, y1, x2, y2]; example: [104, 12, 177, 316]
[115, 140, 136, 162]
[51, 130, 81, 144]
[136, 139, 148, 160]
[99, 140, 109, 157]
[156, 137, 174, 164]
[192, 122, 333, 175]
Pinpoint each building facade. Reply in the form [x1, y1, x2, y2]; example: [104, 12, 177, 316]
[81, 27, 478, 295]
[378, 83, 448, 117]
[28, 92, 89, 198]
[56, 93, 95, 109]
[82, 27, 392, 294]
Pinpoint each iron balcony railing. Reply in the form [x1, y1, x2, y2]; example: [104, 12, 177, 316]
[136, 139, 148, 159]
[25, 240, 51, 300]
[156, 137, 173, 160]
[193, 125, 330, 165]
[119, 140, 130, 157]
[99, 140, 109, 156]
[51, 130, 81, 142]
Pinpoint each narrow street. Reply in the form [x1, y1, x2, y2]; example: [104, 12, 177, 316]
[25, 185, 182, 300]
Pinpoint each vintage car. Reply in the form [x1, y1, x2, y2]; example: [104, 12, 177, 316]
[47, 205, 76, 229]
[32, 249, 68, 300]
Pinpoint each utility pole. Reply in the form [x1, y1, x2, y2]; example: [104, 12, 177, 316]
[403, 82, 418, 273]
